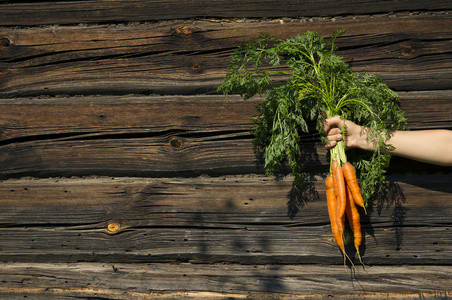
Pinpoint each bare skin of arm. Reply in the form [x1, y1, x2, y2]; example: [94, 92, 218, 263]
[324, 115, 452, 166]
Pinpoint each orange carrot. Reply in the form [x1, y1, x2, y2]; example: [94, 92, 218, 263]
[331, 160, 338, 174]
[325, 175, 344, 253]
[343, 162, 367, 214]
[326, 175, 354, 268]
[331, 160, 338, 193]
[331, 161, 345, 234]
[338, 206, 345, 235]
[333, 162, 347, 219]
[345, 185, 364, 265]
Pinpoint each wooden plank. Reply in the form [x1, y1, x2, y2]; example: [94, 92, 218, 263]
[1, 92, 451, 178]
[0, 174, 451, 265]
[0, 96, 263, 178]
[1, 92, 450, 141]
[0, 263, 451, 299]
[1, 15, 452, 96]
[1, 0, 451, 26]
[398, 90, 452, 130]
[0, 95, 258, 141]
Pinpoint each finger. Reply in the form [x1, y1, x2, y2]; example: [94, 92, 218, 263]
[328, 134, 342, 143]
[327, 128, 342, 137]
[322, 119, 331, 133]
[325, 132, 343, 149]
[324, 115, 342, 132]
[326, 140, 337, 149]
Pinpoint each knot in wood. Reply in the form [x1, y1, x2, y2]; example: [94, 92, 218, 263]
[190, 62, 203, 74]
[401, 45, 415, 57]
[107, 222, 120, 234]
[169, 137, 184, 149]
[175, 26, 192, 36]
[0, 37, 12, 48]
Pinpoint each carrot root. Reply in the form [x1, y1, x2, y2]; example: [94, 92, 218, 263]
[345, 184, 365, 267]
[343, 162, 367, 214]
[326, 175, 355, 269]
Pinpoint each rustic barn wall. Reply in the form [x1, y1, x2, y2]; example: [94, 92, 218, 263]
[0, 1, 451, 299]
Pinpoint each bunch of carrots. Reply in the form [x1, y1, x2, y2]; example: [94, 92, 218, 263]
[218, 28, 407, 266]
[326, 158, 366, 266]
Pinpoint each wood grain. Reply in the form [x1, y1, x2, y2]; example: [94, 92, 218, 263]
[0, 263, 451, 299]
[1, 3, 451, 298]
[1, 15, 452, 96]
[1, 92, 450, 178]
[0, 175, 451, 265]
[1, 0, 451, 26]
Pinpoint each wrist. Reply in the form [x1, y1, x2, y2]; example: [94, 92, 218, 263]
[354, 126, 376, 151]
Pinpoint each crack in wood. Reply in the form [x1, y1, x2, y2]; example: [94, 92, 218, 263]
[0, 129, 252, 146]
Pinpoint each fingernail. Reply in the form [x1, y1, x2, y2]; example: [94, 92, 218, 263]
[336, 134, 342, 140]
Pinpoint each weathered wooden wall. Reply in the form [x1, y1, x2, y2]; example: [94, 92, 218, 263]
[1, 1, 451, 299]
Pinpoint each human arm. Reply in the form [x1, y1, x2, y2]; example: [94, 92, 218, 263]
[324, 115, 452, 166]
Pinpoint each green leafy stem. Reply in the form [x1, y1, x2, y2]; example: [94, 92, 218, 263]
[218, 28, 407, 203]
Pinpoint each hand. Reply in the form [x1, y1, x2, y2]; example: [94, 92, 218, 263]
[323, 115, 344, 149]
[324, 116, 452, 166]
[323, 115, 372, 150]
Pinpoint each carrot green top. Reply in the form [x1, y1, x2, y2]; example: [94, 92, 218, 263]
[218, 28, 407, 203]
